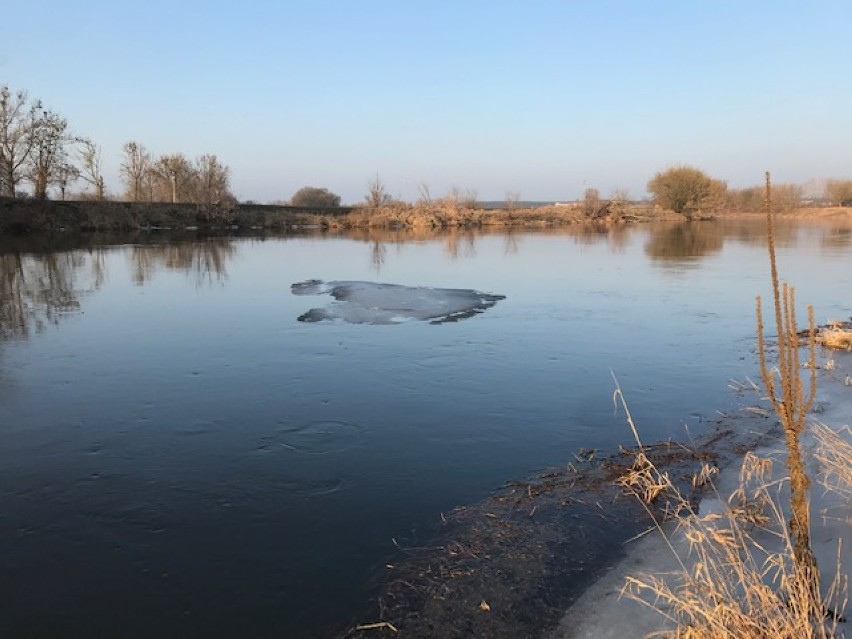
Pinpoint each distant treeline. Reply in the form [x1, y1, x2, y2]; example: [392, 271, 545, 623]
[1, 84, 234, 205]
[4, 83, 852, 216]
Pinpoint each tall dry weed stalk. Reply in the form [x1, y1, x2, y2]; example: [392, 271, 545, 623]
[755, 171, 821, 603]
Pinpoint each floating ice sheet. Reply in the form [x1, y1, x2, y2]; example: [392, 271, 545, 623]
[291, 280, 506, 325]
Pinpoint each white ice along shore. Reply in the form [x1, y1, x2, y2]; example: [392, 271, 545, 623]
[549, 352, 852, 639]
[290, 280, 506, 325]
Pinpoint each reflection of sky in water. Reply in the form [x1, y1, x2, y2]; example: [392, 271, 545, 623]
[0, 220, 851, 637]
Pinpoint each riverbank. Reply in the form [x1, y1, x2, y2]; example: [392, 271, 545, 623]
[719, 206, 852, 221]
[550, 354, 851, 639]
[2, 198, 850, 234]
[0, 198, 671, 233]
[0, 197, 355, 233]
[338, 354, 851, 639]
[337, 393, 782, 638]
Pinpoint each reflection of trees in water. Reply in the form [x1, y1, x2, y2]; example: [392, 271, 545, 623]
[128, 240, 236, 286]
[88, 247, 109, 289]
[564, 222, 633, 253]
[370, 240, 386, 274]
[444, 230, 477, 260]
[719, 218, 798, 248]
[0, 252, 90, 339]
[645, 222, 724, 265]
[348, 224, 639, 267]
[1, 238, 238, 340]
[503, 231, 520, 256]
[571, 223, 610, 246]
[821, 226, 852, 250]
[606, 224, 630, 253]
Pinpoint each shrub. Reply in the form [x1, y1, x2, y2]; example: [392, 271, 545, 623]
[648, 166, 727, 219]
[290, 186, 341, 208]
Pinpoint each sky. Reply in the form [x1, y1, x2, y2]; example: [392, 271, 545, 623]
[2, 1, 850, 204]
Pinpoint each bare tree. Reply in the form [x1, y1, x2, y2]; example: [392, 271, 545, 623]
[442, 186, 479, 209]
[365, 174, 392, 207]
[27, 108, 71, 200]
[505, 191, 520, 210]
[825, 179, 852, 205]
[460, 188, 479, 209]
[582, 187, 609, 218]
[153, 153, 194, 203]
[142, 166, 157, 202]
[120, 141, 151, 202]
[611, 187, 630, 204]
[53, 155, 80, 200]
[416, 182, 433, 205]
[78, 138, 105, 200]
[0, 85, 39, 197]
[193, 154, 231, 205]
[728, 184, 802, 212]
[609, 187, 631, 216]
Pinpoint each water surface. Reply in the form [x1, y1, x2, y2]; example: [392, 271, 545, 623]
[0, 219, 850, 637]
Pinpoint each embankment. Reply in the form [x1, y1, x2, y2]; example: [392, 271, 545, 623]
[0, 198, 667, 234]
[0, 198, 353, 233]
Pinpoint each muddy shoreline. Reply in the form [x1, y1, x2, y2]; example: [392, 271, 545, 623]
[337, 406, 780, 639]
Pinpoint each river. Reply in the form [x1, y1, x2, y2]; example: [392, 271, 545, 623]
[0, 218, 849, 637]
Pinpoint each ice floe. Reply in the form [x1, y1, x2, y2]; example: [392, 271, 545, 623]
[291, 280, 505, 325]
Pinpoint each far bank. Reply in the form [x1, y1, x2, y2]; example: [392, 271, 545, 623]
[0, 198, 673, 234]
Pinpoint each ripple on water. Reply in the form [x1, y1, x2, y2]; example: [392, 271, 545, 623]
[256, 420, 367, 455]
[281, 477, 347, 497]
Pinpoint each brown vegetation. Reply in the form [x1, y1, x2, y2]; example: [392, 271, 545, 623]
[620, 446, 847, 639]
[727, 183, 802, 212]
[826, 180, 852, 206]
[0, 197, 668, 234]
[647, 166, 727, 219]
[755, 172, 820, 594]
[813, 422, 852, 503]
[620, 173, 848, 638]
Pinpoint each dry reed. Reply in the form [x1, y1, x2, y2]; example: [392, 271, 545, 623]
[619, 446, 847, 639]
[819, 330, 852, 351]
[617, 172, 849, 638]
[813, 422, 852, 503]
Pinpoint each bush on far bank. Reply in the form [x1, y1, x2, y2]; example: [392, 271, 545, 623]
[289, 186, 341, 208]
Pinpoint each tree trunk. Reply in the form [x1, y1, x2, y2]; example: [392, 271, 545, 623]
[34, 170, 48, 200]
[2, 166, 14, 197]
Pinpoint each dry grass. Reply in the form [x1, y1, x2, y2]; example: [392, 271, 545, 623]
[613, 370, 852, 639]
[819, 329, 852, 351]
[308, 202, 668, 230]
[814, 422, 852, 502]
[616, 174, 848, 638]
[618, 442, 848, 639]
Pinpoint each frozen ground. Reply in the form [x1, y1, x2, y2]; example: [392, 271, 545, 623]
[549, 352, 852, 639]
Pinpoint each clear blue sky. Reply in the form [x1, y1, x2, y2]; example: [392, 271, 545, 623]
[2, 1, 850, 203]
